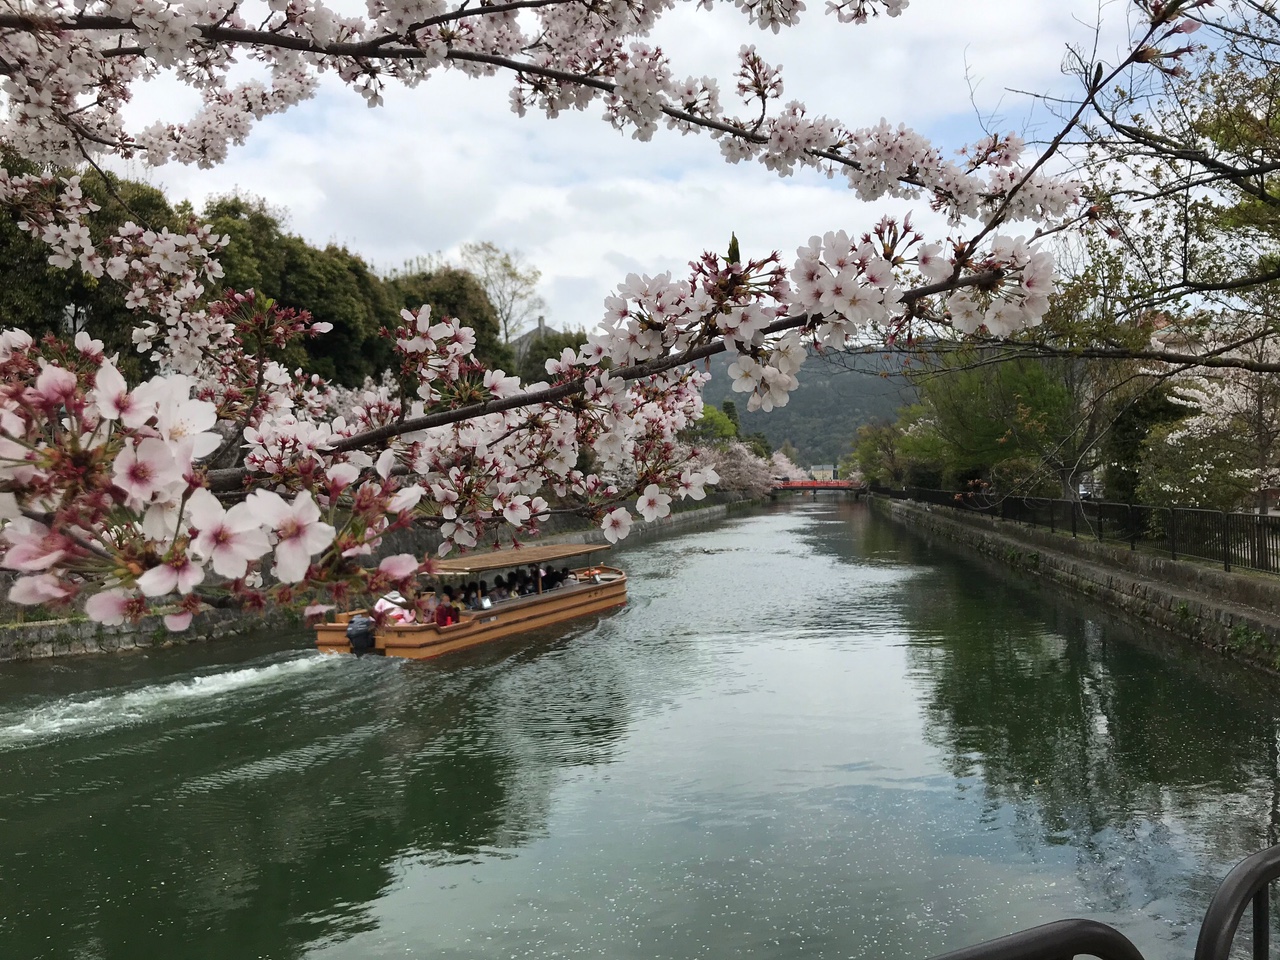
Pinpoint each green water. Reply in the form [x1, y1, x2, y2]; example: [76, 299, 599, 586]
[3, 501, 1280, 960]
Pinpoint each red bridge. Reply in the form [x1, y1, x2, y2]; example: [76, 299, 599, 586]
[771, 480, 863, 494]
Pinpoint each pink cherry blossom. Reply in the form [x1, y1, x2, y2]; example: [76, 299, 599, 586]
[84, 588, 138, 625]
[326, 463, 360, 493]
[112, 437, 184, 507]
[250, 490, 337, 583]
[636, 484, 673, 522]
[379, 554, 421, 579]
[602, 507, 634, 543]
[376, 448, 397, 479]
[500, 495, 533, 526]
[9, 573, 73, 605]
[31, 365, 78, 407]
[187, 488, 273, 579]
[388, 484, 425, 512]
[91, 360, 136, 421]
[142, 376, 221, 459]
[1, 519, 68, 572]
[137, 554, 206, 597]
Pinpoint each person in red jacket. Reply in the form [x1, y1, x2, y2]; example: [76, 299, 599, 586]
[435, 586, 459, 626]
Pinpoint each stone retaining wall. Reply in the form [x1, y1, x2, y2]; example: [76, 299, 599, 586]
[0, 605, 302, 663]
[872, 495, 1280, 672]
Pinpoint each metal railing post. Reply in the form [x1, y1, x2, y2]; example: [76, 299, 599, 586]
[1194, 845, 1280, 960]
[1071, 501, 1077, 538]
[1129, 504, 1138, 551]
[1170, 508, 1178, 561]
[1224, 512, 1232, 572]
[1252, 888, 1268, 960]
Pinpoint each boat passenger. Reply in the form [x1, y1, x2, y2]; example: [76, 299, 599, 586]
[436, 586, 459, 626]
[420, 589, 439, 621]
[374, 589, 415, 624]
[492, 575, 510, 601]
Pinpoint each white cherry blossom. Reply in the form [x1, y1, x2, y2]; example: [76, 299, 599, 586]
[637, 484, 673, 522]
[602, 507, 634, 543]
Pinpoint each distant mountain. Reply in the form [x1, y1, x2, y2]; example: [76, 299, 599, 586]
[699, 349, 915, 467]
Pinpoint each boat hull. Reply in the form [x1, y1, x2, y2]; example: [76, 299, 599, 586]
[315, 571, 626, 660]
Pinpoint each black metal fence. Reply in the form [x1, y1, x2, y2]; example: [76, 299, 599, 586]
[925, 845, 1280, 960]
[872, 486, 1280, 576]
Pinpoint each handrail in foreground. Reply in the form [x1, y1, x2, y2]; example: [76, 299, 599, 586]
[927, 846, 1280, 960]
[927, 919, 1146, 960]
[1196, 845, 1280, 960]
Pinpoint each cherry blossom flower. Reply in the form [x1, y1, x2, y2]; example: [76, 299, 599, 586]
[249, 490, 337, 583]
[1, 519, 68, 572]
[141, 376, 221, 459]
[637, 484, 673, 522]
[112, 438, 184, 507]
[165, 612, 194, 631]
[31, 365, 78, 408]
[9, 574, 73, 605]
[499, 495, 533, 526]
[388, 485, 425, 513]
[326, 462, 361, 493]
[84, 588, 137, 626]
[187, 489, 273, 580]
[602, 508, 634, 543]
[91, 360, 136, 421]
[137, 554, 205, 597]
[378, 554, 421, 579]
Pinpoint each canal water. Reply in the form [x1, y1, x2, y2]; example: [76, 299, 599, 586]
[3, 501, 1280, 960]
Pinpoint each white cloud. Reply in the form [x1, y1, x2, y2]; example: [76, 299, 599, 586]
[115, 0, 1136, 331]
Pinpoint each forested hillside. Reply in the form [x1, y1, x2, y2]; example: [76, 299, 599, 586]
[0, 165, 511, 384]
[700, 351, 914, 467]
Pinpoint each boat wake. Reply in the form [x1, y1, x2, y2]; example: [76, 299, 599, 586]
[0, 654, 338, 749]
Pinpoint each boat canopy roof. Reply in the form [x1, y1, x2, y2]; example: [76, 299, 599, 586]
[432, 542, 611, 575]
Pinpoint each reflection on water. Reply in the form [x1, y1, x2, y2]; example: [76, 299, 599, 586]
[2, 502, 1280, 960]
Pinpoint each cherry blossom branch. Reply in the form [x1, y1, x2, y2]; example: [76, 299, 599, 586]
[201, 267, 1003, 493]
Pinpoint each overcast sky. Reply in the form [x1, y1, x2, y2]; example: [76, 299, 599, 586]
[115, 0, 1137, 334]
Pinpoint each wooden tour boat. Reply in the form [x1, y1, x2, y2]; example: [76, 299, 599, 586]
[315, 542, 627, 659]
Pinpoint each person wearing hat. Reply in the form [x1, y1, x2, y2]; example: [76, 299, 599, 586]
[374, 589, 416, 624]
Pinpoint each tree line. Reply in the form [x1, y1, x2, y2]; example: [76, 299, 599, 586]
[0, 155, 576, 386]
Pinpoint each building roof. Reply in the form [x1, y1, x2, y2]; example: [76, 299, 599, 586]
[511, 316, 560, 360]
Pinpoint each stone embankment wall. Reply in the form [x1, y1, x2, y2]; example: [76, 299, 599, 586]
[0, 498, 747, 663]
[873, 495, 1280, 672]
[0, 604, 303, 663]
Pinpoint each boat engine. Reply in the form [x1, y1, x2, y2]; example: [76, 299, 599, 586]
[346, 615, 377, 654]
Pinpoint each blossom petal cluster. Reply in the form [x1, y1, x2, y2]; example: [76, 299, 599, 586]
[0, 0, 1198, 629]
